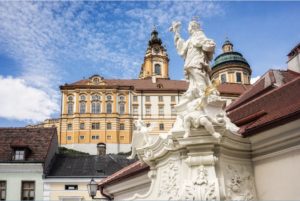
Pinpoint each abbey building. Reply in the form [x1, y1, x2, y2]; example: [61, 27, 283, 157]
[34, 29, 252, 154]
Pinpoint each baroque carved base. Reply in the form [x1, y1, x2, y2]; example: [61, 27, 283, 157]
[127, 128, 257, 201]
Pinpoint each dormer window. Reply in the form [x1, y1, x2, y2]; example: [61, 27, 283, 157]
[93, 77, 99, 84]
[90, 75, 104, 85]
[14, 150, 25, 160]
[11, 146, 31, 161]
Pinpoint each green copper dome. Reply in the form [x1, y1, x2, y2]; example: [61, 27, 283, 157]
[212, 51, 250, 69]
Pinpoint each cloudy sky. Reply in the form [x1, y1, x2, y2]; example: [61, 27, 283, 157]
[0, 1, 299, 126]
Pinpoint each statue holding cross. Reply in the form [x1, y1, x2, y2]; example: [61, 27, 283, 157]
[169, 20, 239, 138]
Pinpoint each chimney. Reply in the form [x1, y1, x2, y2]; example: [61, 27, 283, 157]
[97, 143, 106, 156]
[287, 43, 300, 73]
[152, 75, 157, 83]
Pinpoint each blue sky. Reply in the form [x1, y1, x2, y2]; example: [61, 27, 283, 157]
[0, 1, 299, 127]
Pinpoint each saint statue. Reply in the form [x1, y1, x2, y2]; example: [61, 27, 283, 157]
[170, 20, 239, 138]
[170, 20, 217, 101]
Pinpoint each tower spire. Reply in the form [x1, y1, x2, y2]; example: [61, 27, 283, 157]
[139, 28, 169, 80]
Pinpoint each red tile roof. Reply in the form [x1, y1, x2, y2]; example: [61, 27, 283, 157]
[0, 127, 57, 162]
[217, 83, 251, 96]
[97, 70, 300, 187]
[61, 77, 250, 96]
[98, 161, 149, 187]
[227, 69, 300, 136]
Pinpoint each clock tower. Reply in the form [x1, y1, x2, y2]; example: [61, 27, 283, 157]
[139, 28, 169, 79]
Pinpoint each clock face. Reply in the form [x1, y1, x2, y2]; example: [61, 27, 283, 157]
[153, 47, 160, 54]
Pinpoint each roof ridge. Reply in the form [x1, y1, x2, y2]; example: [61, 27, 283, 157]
[98, 161, 143, 185]
[229, 76, 300, 115]
[227, 69, 275, 111]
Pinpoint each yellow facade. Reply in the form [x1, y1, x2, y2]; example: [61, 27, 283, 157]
[59, 88, 132, 146]
[39, 33, 251, 154]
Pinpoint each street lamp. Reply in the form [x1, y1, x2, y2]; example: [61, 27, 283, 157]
[87, 178, 98, 199]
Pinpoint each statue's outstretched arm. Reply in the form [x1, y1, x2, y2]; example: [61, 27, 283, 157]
[174, 33, 188, 58]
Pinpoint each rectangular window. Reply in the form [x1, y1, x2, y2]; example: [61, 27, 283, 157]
[0, 181, 6, 201]
[159, 106, 164, 116]
[107, 135, 112, 140]
[67, 124, 72, 130]
[21, 181, 35, 200]
[92, 135, 99, 140]
[119, 103, 125, 115]
[133, 96, 138, 102]
[79, 136, 84, 140]
[133, 106, 138, 115]
[13, 149, 25, 160]
[146, 106, 151, 115]
[92, 123, 100, 130]
[67, 136, 72, 141]
[65, 185, 78, 190]
[107, 123, 112, 130]
[67, 103, 73, 115]
[159, 123, 164, 130]
[145, 96, 150, 102]
[79, 123, 84, 130]
[120, 123, 125, 130]
[171, 105, 176, 116]
[171, 95, 176, 102]
[79, 102, 86, 114]
[221, 74, 227, 84]
[158, 96, 163, 102]
[236, 72, 242, 83]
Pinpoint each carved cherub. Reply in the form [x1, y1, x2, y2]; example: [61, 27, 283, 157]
[127, 120, 156, 159]
[183, 98, 221, 139]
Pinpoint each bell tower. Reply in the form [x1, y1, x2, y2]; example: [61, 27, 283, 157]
[139, 28, 169, 79]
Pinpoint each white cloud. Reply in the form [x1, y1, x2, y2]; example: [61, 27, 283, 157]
[250, 76, 261, 84]
[0, 76, 59, 122]
[0, 1, 222, 122]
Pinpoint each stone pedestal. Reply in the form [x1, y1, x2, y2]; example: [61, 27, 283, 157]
[128, 128, 257, 201]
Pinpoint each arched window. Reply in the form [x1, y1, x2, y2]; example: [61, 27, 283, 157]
[92, 94, 100, 101]
[67, 96, 74, 115]
[119, 95, 126, 115]
[221, 74, 227, 84]
[236, 72, 242, 83]
[67, 102, 73, 115]
[119, 96, 125, 101]
[80, 95, 86, 101]
[91, 94, 101, 114]
[106, 95, 112, 101]
[92, 102, 101, 114]
[80, 102, 86, 114]
[155, 64, 161, 75]
[119, 103, 125, 115]
[107, 102, 112, 114]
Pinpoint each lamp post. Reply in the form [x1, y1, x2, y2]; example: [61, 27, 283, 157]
[87, 178, 98, 199]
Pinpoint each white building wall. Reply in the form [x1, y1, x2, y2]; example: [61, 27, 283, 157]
[253, 148, 300, 200]
[43, 178, 104, 201]
[0, 164, 44, 201]
[250, 119, 300, 200]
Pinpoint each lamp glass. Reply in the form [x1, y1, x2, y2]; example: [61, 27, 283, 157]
[87, 178, 98, 198]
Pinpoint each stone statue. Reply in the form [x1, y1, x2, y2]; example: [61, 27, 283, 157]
[127, 120, 156, 159]
[170, 20, 216, 101]
[170, 20, 239, 138]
